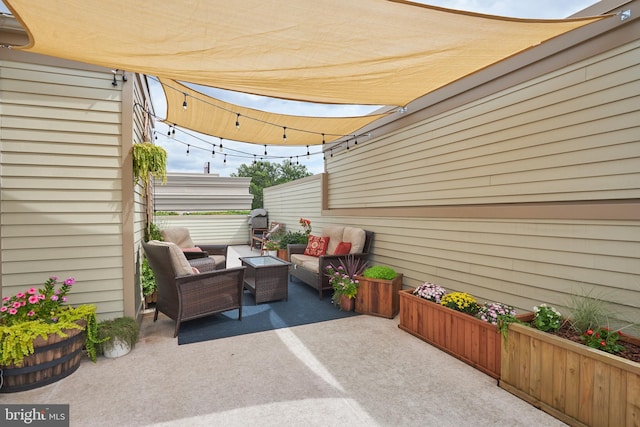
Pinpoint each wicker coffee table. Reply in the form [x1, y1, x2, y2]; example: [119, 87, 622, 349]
[240, 255, 291, 304]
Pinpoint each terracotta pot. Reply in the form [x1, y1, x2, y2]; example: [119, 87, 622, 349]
[276, 249, 288, 261]
[339, 294, 355, 311]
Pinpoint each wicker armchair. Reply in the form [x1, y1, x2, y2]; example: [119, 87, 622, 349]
[142, 241, 245, 337]
[161, 227, 228, 269]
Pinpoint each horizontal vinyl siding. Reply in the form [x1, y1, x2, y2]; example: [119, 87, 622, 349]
[0, 59, 124, 316]
[327, 41, 640, 207]
[263, 41, 640, 333]
[154, 215, 252, 245]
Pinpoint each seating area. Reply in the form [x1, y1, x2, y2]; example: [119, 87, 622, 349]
[289, 225, 373, 299]
[0, 243, 568, 426]
[142, 240, 245, 336]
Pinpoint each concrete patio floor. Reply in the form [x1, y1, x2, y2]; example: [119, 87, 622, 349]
[1, 246, 568, 426]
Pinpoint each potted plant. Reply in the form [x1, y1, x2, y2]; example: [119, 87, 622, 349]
[278, 231, 309, 257]
[263, 240, 279, 257]
[326, 255, 368, 311]
[355, 265, 403, 318]
[0, 276, 102, 393]
[97, 316, 139, 359]
[500, 301, 640, 426]
[398, 283, 529, 379]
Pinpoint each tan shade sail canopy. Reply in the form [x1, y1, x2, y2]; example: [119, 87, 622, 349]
[6, 0, 605, 107]
[161, 79, 390, 146]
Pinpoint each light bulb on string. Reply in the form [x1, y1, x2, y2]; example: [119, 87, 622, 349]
[330, 148, 333, 158]
[219, 138, 224, 153]
[354, 136, 358, 145]
[306, 145, 310, 159]
[264, 144, 267, 156]
[283, 127, 287, 141]
[211, 148, 215, 158]
[253, 154, 256, 164]
[322, 133, 325, 145]
[235, 113, 241, 129]
[223, 154, 227, 165]
[346, 141, 350, 150]
[296, 156, 299, 165]
[172, 125, 176, 137]
[186, 144, 190, 156]
[182, 93, 187, 110]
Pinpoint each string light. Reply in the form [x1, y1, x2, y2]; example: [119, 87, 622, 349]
[253, 154, 256, 164]
[219, 138, 224, 153]
[182, 93, 188, 110]
[264, 144, 267, 156]
[306, 145, 310, 159]
[186, 144, 190, 156]
[154, 78, 396, 147]
[224, 154, 227, 165]
[211, 147, 215, 158]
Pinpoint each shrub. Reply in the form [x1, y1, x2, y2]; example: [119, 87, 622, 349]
[362, 266, 397, 280]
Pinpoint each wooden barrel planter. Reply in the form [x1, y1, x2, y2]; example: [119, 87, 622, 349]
[0, 321, 86, 393]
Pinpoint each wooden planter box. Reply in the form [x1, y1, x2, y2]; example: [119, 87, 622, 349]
[500, 323, 640, 427]
[399, 289, 513, 379]
[355, 274, 403, 319]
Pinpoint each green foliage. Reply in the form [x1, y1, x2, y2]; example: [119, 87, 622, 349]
[581, 327, 625, 354]
[532, 304, 563, 332]
[141, 259, 157, 296]
[0, 305, 100, 366]
[277, 231, 308, 249]
[132, 142, 167, 188]
[145, 222, 163, 242]
[567, 290, 608, 334]
[232, 160, 312, 209]
[97, 317, 139, 354]
[362, 265, 397, 280]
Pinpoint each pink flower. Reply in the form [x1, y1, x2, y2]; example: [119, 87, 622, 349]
[28, 295, 39, 304]
[64, 278, 75, 286]
[50, 295, 59, 301]
[16, 292, 25, 299]
[585, 329, 593, 336]
[61, 297, 68, 302]
[27, 311, 35, 317]
[2, 296, 9, 301]
[27, 287, 38, 295]
[38, 294, 46, 300]
[9, 308, 17, 315]
[50, 276, 58, 281]
[600, 341, 606, 346]
[12, 302, 21, 309]
[0, 306, 7, 312]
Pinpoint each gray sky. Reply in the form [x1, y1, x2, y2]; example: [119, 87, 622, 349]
[1, 1, 600, 175]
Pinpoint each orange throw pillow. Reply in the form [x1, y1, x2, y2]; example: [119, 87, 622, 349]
[304, 235, 330, 257]
[333, 241, 352, 255]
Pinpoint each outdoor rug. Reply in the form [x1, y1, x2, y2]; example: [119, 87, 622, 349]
[178, 280, 359, 345]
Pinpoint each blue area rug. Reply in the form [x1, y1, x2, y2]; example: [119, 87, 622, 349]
[178, 280, 359, 345]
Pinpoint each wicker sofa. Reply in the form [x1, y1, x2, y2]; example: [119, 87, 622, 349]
[288, 226, 373, 299]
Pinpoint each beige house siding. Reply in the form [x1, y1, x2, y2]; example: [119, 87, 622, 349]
[264, 40, 640, 331]
[0, 50, 147, 320]
[327, 40, 640, 207]
[153, 215, 252, 245]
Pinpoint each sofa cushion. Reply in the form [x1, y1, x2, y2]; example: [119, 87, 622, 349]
[161, 227, 195, 249]
[290, 254, 321, 274]
[343, 227, 366, 253]
[323, 226, 345, 255]
[148, 240, 194, 276]
[334, 241, 352, 255]
[304, 235, 330, 257]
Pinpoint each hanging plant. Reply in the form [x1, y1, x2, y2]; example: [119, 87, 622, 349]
[132, 141, 167, 188]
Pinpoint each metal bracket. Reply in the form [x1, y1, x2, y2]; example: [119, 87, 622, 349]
[619, 9, 631, 21]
